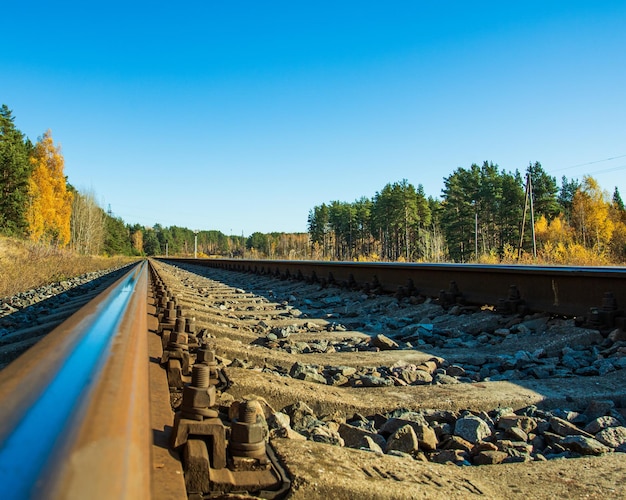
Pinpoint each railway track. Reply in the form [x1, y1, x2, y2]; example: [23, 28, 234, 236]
[0, 259, 625, 499]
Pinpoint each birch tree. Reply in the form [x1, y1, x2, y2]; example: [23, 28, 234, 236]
[70, 189, 105, 254]
[26, 131, 73, 246]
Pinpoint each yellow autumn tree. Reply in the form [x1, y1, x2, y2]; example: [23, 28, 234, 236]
[131, 229, 143, 254]
[26, 130, 73, 246]
[571, 176, 614, 255]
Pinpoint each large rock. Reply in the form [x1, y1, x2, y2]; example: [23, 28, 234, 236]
[338, 423, 386, 450]
[360, 435, 384, 454]
[454, 415, 492, 443]
[356, 374, 394, 387]
[430, 449, 470, 465]
[473, 450, 508, 465]
[561, 435, 610, 455]
[371, 334, 399, 350]
[550, 416, 595, 438]
[412, 422, 439, 451]
[584, 416, 622, 435]
[385, 424, 419, 454]
[289, 362, 327, 384]
[433, 373, 459, 385]
[543, 326, 603, 357]
[441, 435, 473, 453]
[399, 369, 433, 385]
[497, 415, 538, 434]
[309, 424, 345, 446]
[283, 401, 318, 433]
[595, 426, 626, 448]
[267, 412, 307, 441]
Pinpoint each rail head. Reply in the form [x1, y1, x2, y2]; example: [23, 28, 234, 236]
[0, 260, 151, 500]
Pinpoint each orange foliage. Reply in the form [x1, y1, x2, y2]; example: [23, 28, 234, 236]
[26, 131, 73, 246]
[535, 214, 572, 245]
[571, 176, 613, 253]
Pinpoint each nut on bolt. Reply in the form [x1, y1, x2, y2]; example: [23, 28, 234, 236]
[181, 365, 217, 420]
[229, 401, 267, 459]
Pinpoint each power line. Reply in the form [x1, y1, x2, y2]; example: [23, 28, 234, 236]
[582, 164, 626, 176]
[551, 154, 626, 173]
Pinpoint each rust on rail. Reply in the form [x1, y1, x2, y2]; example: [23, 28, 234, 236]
[0, 261, 161, 499]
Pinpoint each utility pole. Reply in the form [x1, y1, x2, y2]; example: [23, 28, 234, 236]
[473, 201, 478, 261]
[518, 174, 537, 260]
[194, 230, 199, 259]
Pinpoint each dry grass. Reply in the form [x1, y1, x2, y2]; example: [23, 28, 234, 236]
[0, 236, 138, 299]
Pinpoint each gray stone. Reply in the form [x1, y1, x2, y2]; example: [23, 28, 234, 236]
[430, 449, 470, 465]
[608, 329, 626, 342]
[595, 426, 626, 448]
[328, 373, 349, 386]
[505, 426, 528, 442]
[549, 416, 595, 438]
[561, 435, 610, 455]
[338, 423, 386, 450]
[321, 296, 343, 305]
[386, 450, 414, 459]
[310, 424, 345, 446]
[328, 365, 357, 377]
[433, 373, 459, 385]
[497, 415, 538, 434]
[584, 416, 621, 435]
[359, 435, 384, 454]
[454, 415, 492, 443]
[413, 422, 439, 452]
[289, 362, 327, 384]
[283, 401, 316, 431]
[561, 355, 581, 370]
[446, 365, 466, 377]
[267, 412, 307, 441]
[356, 374, 394, 387]
[441, 435, 473, 453]
[385, 424, 419, 454]
[473, 450, 508, 465]
[379, 417, 437, 451]
[371, 334, 399, 350]
[575, 366, 600, 376]
[267, 411, 290, 430]
[401, 369, 433, 385]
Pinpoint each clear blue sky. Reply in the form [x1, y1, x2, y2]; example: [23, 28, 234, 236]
[3, 1, 625, 235]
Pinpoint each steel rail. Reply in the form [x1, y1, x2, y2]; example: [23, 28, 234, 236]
[162, 258, 626, 319]
[0, 260, 150, 500]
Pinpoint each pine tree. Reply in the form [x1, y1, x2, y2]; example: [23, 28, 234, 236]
[0, 105, 32, 235]
[558, 176, 580, 223]
[527, 161, 560, 220]
[613, 187, 625, 212]
[26, 130, 73, 245]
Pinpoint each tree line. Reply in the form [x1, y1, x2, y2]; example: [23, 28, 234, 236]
[3, 103, 624, 263]
[0, 104, 307, 258]
[308, 161, 626, 264]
